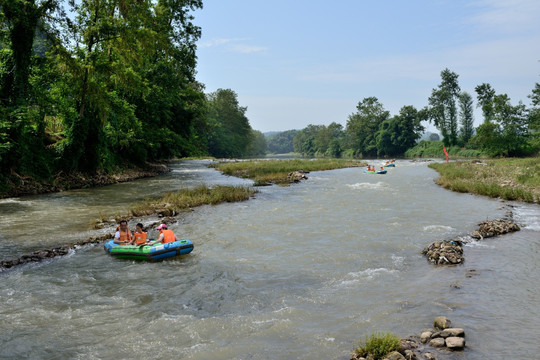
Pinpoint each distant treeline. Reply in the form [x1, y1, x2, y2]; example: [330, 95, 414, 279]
[0, 1, 264, 187]
[268, 69, 540, 158]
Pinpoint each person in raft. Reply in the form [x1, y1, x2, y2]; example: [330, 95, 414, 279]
[147, 224, 177, 246]
[113, 220, 132, 245]
[131, 223, 147, 245]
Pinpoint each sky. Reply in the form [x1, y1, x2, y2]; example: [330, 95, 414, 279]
[193, 0, 540, 134]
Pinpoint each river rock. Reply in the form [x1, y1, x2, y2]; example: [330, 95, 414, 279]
[440, 328, 465, 338]
[403, 349, 416, 360]
[428, 338, 445, 347]
[433, 316, 451, 330]
[445, 336, 465, 349]
[429, 338, 446, 347]
[383, 351, 405, 360]
[288, 170, 308, 182]
[420, 331, 432, 343]
[423, 352, 437, 360]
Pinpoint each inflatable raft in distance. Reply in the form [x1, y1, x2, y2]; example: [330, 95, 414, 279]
[383, 163, 395, 167]
[104, 239, 194, 261]
[364, 170, 387, 174]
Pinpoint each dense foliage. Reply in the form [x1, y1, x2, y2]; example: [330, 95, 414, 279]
[266, 129, 298, 153]
[0, 0, 261, 184]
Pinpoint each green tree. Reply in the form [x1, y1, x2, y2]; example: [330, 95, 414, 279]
[475, 83, 496, 123]
[293, 124, 322, 156]
[458, 92, 475, 145]
[428, 68, 461, 146]
[376, 105, 425, 157]
[267, 130, 298, 153]
[470, 93, 530, 156]
[246, 130, 267, 156]
[206, 89, 253, 158]
[345, 97, 389, 157]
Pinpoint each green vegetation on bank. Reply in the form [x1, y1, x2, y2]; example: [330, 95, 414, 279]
[210, 159, 367, 185]
[354, 332, 401, 360]
[129, 185, 257, 217]
[405, 140, 486, 158]
[429, 158, 540, 203]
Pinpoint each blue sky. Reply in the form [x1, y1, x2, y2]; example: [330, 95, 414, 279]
[193, 0, 540, 133]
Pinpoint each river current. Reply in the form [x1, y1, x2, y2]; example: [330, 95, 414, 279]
[0, 160, 539, 359]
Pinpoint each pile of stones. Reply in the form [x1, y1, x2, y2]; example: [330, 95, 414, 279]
[471, 218, 520, 239]
[421, 240, 464, 265]
[350, 316, 465, 360]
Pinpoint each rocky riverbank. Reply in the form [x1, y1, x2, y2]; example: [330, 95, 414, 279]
[0, 162, 170, 199]
[351, 316, 465, 360]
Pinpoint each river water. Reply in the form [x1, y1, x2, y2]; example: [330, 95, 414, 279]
[0, 160, 539, 359]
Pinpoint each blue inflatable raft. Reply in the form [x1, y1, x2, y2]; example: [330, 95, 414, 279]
[104, 239, 194, 261]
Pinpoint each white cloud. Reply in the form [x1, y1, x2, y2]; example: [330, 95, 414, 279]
[199, 38, 267, 54]
[468, 0, 540, 33]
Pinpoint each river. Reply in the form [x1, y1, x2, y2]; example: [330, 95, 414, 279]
[0, 160, 539, 359]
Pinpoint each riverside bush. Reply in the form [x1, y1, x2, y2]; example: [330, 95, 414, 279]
[354, 332, 401, 360]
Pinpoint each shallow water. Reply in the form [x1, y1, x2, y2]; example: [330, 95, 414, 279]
[0, 160, 539, 359]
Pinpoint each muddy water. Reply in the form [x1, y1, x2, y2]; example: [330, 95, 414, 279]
[0, 160, 539, 359]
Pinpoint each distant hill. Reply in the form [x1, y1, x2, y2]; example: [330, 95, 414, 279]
[419, 131, 440, 141]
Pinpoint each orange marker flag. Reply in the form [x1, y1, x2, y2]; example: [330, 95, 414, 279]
[443, 146, 449, 163]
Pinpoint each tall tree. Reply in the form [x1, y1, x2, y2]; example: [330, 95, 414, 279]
[428, 68, 461, 146]
[475, 83, 496, 123]
[458, 92, 475, 145]
[375, 105, 425, 157]
[345, 97, 389, 157]
[206, 89, 253, 158]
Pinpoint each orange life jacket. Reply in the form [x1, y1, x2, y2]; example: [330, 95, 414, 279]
[116, 226, 132, 244]
[133, 231, 147, 245]
[160, 229, 176, 243]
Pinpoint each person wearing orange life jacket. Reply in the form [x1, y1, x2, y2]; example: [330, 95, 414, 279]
[147, 224, 177, 246]
[131, 223, 147, 245]
[114, 220, 132, 245]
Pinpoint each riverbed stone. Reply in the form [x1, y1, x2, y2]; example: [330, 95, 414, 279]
[403, 349, 416, 360]
[440, 328, 465, 338]
[423, 352, 437, 360]
[428, 338, 446, 347]
[420, 331, 432, 343]
[433, 316, 451, 330]
[383, 351, 405, 360]
[445, 336, 465, 349]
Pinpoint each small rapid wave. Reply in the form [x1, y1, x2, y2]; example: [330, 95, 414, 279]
[513, 204, 540, 231]
[422, 225, 455, 233]
[347, 182, 390, 190]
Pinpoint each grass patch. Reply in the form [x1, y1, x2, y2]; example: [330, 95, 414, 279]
[129, 185, 258, 216]
[209, 159, 367, 185]
[429, 157, 540, 203]
[354, 332, 401, 360]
